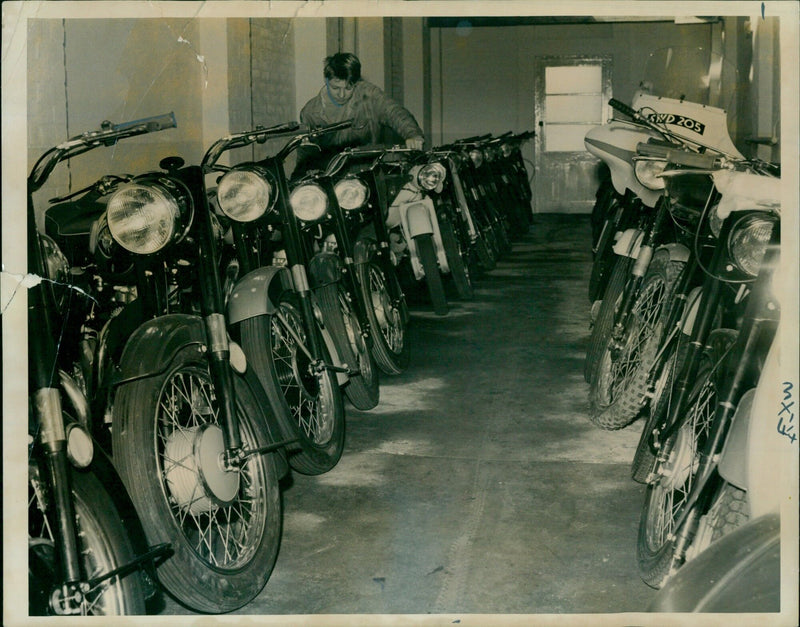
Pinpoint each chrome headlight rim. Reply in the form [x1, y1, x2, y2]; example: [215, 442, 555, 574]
[633, 157, 667, 191]
[468, 148, 484, 168]
[333, 176, 370, 211]
[289, 182, 329, 222]
[726, 212, 778, 277]
[106, 176, 193, 255]
[417, 162, 447, 191]
[216, 165, 276, 222]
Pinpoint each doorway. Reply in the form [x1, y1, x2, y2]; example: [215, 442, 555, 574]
[533, 55, 612, 213]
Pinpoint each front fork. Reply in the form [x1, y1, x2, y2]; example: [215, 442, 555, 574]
[609, 200, 669, 352]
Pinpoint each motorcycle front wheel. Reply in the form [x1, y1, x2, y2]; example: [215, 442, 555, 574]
[414, 233, 448, 316]
[29, 462, 146, 615]
[356, 259, 410, 375]
[439, 217, 474, 299]
[315, 283, 380, 410]
[636, 331, 734, 588]
[240, 293, 345, 475]
[112, 346, 282, 613]
[589, 253, 684, 430]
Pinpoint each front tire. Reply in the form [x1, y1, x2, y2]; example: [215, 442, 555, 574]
[636, 331, 735, 588]
[112, 347, 282, 613]
[355, 259, 410, 375]
[240, 293, 345, 475]
[28, 463, 146, 615]
[439, 217, 474, 299]
[414, 233, 448, 316]
[589, 252, 684, 430]
[315, 283, 380, 410]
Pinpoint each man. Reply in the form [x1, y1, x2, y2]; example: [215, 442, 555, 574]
[295, 52, 425, 173]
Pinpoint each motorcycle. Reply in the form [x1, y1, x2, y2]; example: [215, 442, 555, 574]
[584, 46, 746, 428]
[632, 150, 781, 588]
[59, 122, 291, 613]
[380, 147, 452, 316]
[27, 114, 180, 615]
[206, 121, 351, 473]
[321, 145, 412, 375]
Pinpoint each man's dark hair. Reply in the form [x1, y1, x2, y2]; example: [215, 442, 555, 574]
[323, 52, 361, 85]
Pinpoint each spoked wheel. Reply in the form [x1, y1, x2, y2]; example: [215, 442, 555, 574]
[112, 348, 281, 613]
[636, 331, 734, 588]
[28, 462, 146, 616]
[475, 227, 498, 271]
[439, 217, 474, 299]
[589, 253, 684, 430]
[683, 481, 750, 564]
[240, 293, 345, 475]
[413, 233, 448, 316]
[315, 283, 380, 410]
[356, 259, 410, 375]
[631, 334, 689, 483]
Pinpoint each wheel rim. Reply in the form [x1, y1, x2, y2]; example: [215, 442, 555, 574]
[156, 367, 267, 570]
[598, 276, 666, 406]
[645, 374, 715, 551]
[28, 467, 128, 615]
[271, 302, 336, 444]
[368, 265, 404, 354]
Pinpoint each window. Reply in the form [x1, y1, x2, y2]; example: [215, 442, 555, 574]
[544, 64, 604, 152]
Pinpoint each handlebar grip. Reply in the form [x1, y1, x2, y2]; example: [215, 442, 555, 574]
[113, 112, 177, 132]
[665, 149, 718, 169]
[608, 99, 639, 120]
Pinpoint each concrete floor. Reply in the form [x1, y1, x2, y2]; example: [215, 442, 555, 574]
[161, 214, 658, 619]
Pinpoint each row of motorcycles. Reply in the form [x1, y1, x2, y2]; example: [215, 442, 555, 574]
[26, 109, 534, 615]
[583, 47, 785, 609]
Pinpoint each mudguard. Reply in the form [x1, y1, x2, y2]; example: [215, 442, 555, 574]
[612, 228, 643, 258]
[116, 314, 206, 382]
[679, 287, 703, 334]
[403, 198, 435, 237]
[656, 241, 691, 264]
[307, 251, 343, 288]
[354, 237, 378, 265]
[717, 388, 755, 491]
[227, 265, 294, 325]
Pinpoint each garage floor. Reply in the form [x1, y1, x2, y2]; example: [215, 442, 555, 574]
[160, 213, 658, 618]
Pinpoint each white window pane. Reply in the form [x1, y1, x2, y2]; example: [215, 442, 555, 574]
[545, 124, 593, 152]
[546, 95, 603, 124]
[545, 65, 602, 94]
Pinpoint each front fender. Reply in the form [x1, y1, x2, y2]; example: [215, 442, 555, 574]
[717, 388, 754, 491]
[402, 198, 436, 237]
[307, 251, 343, 289]
[612, 228, 643, 258]
[227, 265, 294, 325]
[656, 242, 691, 264]
[116, 314, 206, 383]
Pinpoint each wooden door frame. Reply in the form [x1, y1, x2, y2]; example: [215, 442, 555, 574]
[533, 54, 612, 213]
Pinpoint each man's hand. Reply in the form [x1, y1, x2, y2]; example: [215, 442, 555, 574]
[405, 136, 425, 150]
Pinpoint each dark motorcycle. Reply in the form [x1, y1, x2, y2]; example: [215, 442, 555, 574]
[206, 121, 351, 474]
[69, 124, 290, 613]
[320, 145, 412, 374]
[27, 115, 179, 615]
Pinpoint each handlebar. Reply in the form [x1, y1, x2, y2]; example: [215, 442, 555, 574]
[608, 98, 641, 122]
[275, 120, 354, 163]
[202, 121, 302, 168]
[29, 112, 177, 192]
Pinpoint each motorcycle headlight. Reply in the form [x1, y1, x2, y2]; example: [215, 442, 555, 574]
[107, 179, 191, 254]
[727, 213, 777, 276]
[39, 234, 70, 284]
[289, 183, 328, 222]
[334, 177, 369, 210]
[500, 143, 514, 158]
[217, 167, 275, 222]
[468, 149, 484, 168]
[633, 158, 667, 191]
[417, 162, 447, 191]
